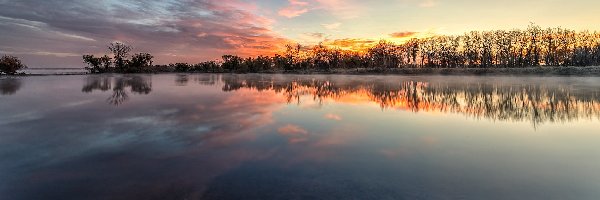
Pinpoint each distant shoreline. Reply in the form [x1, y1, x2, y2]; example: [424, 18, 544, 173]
[7, 66, 600, 76]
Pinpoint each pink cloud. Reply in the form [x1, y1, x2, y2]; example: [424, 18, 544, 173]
[0, 0, 293, 67]
[278, 124, 309, 136]
[278, 124, 310, 144]
[278, 0, 311, 18]
[324, 113, 342, 121]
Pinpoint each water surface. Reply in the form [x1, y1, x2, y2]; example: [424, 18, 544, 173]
[1, 74, 599, 200]
[23, 68, 87, 75]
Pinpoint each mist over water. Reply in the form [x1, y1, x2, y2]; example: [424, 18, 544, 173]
[21, 68, 88, 75]
[1, 74, 599, 200]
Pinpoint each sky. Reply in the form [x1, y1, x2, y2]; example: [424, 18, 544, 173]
[1, 0, 600, 68]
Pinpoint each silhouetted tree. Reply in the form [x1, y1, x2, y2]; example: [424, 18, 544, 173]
[192, 61, 220, 73]
[109, 42, 132, 71]
[0, 55, 27, 75]
[256, 56, 274, 71]
[368, 40, 402, 68]
[221, 55, 243, 72]
[174, 63, 191, 72]
[83, 55, 111, 73]
[126, 53, 154, 73]
[283, 44, 302, 71]
[84, 43, 154, 73]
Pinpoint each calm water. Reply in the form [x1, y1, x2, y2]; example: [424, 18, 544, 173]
[1, 74, 599, 200]
[23, 68, 87, 75]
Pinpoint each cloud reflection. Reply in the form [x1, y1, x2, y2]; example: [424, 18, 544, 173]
[3, 75, 288, 199]
[2, 74, 599, 199]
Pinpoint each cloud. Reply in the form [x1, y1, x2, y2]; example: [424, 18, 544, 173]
[278, 8, 309, 18]
[324, 113, 342, 121]
[278, 124, 310, 144]
[0, 76, 290, 199]
[389, 31, 419, 38]
[321, 22, 341, 30]
[0, 0, 290, 67]
[322, 38, 378, 51]
[419, 0, 437, 7]
[298, 32, 328, 44]
[315, 0, 363, 19]
[278, 0, 310, 18]
[278, 124, 309, 136]
[306, 32, 325, 38]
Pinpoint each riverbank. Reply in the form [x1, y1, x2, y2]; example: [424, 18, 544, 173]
[8, 66, 600, 76]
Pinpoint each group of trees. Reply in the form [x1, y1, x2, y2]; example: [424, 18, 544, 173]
[168, 46, 365, 73]
[261, 25, 600, 70]
[394, 25, 600, 68]
[84, 25, 600, 74]
[158, 25, 600, 73]
[83, 42, 154, 73]
[0, 55, 27, 75]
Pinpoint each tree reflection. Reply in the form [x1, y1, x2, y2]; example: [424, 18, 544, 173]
[82, 75, 152, 106]
[0, 78, 22, 95]
[199, 75, 600, 126]
[82, 76, 111, 93]
[175, 74, 189, 86]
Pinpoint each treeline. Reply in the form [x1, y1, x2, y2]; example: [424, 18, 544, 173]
[396, 25, 600, 68]
[84, 25, 600, 74]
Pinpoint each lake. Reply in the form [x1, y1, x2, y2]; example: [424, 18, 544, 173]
[1, 74, 599, 200]
[22, 68, 88, 75]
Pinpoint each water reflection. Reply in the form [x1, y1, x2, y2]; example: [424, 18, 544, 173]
[1, 74, 599, 200]
[82, 75, 152, 105]
[0, 78, 22, 95]
[175, 74, 189, 86]
[194, 74, 600, 126]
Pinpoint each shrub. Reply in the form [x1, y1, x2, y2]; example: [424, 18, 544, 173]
[126, 53, 154, 73]
[174, 63, 191, 72]
[0, 55, 27, 75]
[221, 55, 243, 72]
[83, 55, 112, 73]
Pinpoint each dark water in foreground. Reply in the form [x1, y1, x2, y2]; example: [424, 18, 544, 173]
[1, 74, 599, 200]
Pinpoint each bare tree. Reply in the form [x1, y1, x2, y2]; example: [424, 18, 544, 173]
[108, 42, 132, 70]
